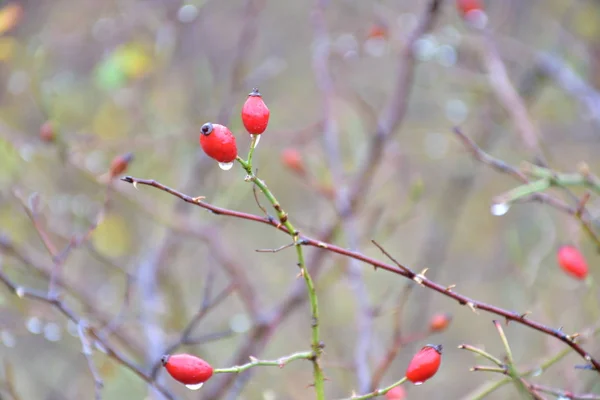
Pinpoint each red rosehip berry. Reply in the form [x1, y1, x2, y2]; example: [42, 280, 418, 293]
[161, 354, 213, 386]
[557, 245, 588, 280]
[429, 313, 452, 332]
[367, 24, 388, 40]
[109, 152, 134, 178]
[40, 121, 56, 143]
[241, 88, 270, 135]
[385, 385, 406, 400]
[406, 344, 442, 384]
[456, 0, 483, 16]
[199, 122, 238, 164]
[281, 148, 305, 175]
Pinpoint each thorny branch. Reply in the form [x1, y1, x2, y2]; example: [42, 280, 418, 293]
[121, 175, 600, 373]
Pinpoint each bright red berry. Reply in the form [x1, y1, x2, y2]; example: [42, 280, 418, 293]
[281, 148, 305, 175]
[40, 121, 56, 143]
[109, 152, 134, 178]
[241, 88, 270, 135]
[429, 313, 452, 333]
[385, 385, 406, 400]
[406, 344, 442, 384]
[367, 24, 388, 40]
[199, 122, 238, 163]
[161, 354, 214, 386]
[456, 0, 483, 16]
[557, 245, 588, 280]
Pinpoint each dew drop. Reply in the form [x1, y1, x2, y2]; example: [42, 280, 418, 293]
[491, 203, 510, 216]
[185, 383, 204, 391]
[218, 162, 234, 171]
[1, 330, 16, 348]
[43, 322, 62, 342]
[531, 367, 543, 377]
[413, 381, 423, 386]
[252, 134, 261, 148]
[15, 287, 25, 298]
[26, 316, 43, 335]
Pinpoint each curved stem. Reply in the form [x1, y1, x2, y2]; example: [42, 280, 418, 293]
[214, 351, 313, 374]
[236, 156, 325, 399]
[340, 376, 407, 400]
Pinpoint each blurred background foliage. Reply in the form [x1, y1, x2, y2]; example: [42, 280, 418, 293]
[0, 0, 600, 399]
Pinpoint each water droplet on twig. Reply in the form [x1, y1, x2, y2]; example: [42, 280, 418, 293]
[491, 203, 510, 216]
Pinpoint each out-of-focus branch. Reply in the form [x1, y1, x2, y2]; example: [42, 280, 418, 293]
[0, 234, 144, 356]
[121, 175, 600, 373]
[310, 0, 372, 392]
[536, 52, 600, 127]
[529, 384, 600, 400]
[347, 0, 442, 210]
[452, 127, 600, 249]
[479, 29, 544, 161]
[0, 268, 176, 400]
[150, 282, 237, 379]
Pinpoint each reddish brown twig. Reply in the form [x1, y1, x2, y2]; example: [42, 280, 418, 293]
[121, 175, 600, 373]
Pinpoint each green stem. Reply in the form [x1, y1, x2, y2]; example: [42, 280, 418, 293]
[495, 179, 551, 204]
[492, 321, 530, 396]
[236, 156, 325, 400]
[340, 376, 408, 400]
[459, 344, 504, 367]
[472, 366, 508, 374]
[214, 351, 313, 374]
[247, 134, 259, 169]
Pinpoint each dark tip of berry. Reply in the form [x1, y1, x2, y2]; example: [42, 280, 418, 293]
[122, 152, 134, 163]
[425, 344, 443, 354]
[161, 355, 170, 366]
[201, 122, 214, 136]
[249, 88, 262, 97]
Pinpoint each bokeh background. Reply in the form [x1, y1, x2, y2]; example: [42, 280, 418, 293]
[1, 0, 600, 399]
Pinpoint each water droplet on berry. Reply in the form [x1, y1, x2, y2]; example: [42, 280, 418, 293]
[413, 381, 423, 386]
[252, 134, 261, 148]
[491, 203, 509, 216]
[185, 383, 204, 391]
[218, 162, 234, 171]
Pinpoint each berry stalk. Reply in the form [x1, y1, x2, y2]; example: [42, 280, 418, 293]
[236, 156, 325, 400]
[340, 376, 407, 400]
[213, 351, 314, 374]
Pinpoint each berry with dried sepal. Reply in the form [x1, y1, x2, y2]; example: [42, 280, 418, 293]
[406, 344, 442, 384]
[199, 122, 238, 164]
[241, 88, 270, 135]
[385, 385, 406, 400]
[40, 121, 56, 143]
[109, 152, 134, 178]
[281, 148, 305, 175]
[429, 313, 452, 332]
[557, 245, 588, 280]
[161, 354, 213, 386]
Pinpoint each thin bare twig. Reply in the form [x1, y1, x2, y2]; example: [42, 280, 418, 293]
[150, 282, 237, 379]
[0, 269, 176, 400]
